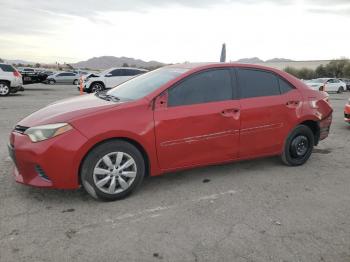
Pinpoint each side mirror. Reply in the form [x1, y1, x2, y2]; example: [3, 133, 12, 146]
[105, 73, 112, 77]
[154, 92, 168, 110]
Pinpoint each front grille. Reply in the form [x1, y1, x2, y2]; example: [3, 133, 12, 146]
[14, 125, 29, 134]
[35, 165, 50, 181]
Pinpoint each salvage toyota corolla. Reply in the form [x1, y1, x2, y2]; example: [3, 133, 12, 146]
[8, 63, 333, 201]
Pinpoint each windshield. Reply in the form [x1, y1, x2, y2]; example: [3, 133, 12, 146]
[106, 67, 188, 100]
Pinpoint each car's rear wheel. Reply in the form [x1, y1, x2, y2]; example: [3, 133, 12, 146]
[80, 140, 145, 201]
[337, 86, 344, 93]
[281, 125, 314, 166]
[91, 82, 104, 93]
[0, 81, 10, 96]
[48, 79, 56, 85]
[73, 79, 78, 85]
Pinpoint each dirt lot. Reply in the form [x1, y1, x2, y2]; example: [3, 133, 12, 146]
[0, 84, 349, 262]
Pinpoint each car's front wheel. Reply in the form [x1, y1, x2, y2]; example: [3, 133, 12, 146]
[90, 82, 104, 93]
[281, 125, 314, 166]
[48, 79, 56, 85]
[0, 81, 10, 96]
[73, 79, 79, 85]
[80, 140, 145, 201]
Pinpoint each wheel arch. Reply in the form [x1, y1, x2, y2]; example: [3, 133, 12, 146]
[296, 119, 320, 145]
[0, 79, 11, 85]
[91, 81, 105, 88]
[77, 137, 151, 185]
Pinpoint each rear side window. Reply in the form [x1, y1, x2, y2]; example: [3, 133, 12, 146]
[0, 64, 15, 72]
[237, 69, 280, 98]
[168, 69, 233, 107]
[278, 78, 294, 93]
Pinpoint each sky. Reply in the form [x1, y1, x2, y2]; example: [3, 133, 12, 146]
[0, 0, 349, 64]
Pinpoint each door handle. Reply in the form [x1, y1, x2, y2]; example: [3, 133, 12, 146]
[286, 100, 300, 108]
[221, 108, 240, 118]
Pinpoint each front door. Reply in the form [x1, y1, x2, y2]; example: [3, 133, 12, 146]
[154, 68, 241, 170]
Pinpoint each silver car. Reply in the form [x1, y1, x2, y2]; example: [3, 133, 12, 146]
[46, 72, 79, 85]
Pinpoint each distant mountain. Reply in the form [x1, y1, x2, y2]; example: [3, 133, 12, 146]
[4, 59, 35, 65]
[265, 58, 294, 62]
[236, 57, 264, 63]
[72, 56, 165, 70]
[236, 57, 294, 63]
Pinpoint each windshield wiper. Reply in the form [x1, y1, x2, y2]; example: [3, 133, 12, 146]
[95, 91, 120, 102]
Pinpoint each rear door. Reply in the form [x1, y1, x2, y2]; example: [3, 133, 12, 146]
[236, 68, 302, 158]
[105, 69, 123, 88]
[55, 73, 65, 83]
[154, 68, 241, 170]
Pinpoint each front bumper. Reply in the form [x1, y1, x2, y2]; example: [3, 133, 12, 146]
[8, 127, 88, 189]
[77, 84, 89, 92]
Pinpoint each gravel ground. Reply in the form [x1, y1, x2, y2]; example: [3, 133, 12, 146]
[0, 84, 349, 262]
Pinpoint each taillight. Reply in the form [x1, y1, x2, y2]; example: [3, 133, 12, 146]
[13, 70, 21, 78]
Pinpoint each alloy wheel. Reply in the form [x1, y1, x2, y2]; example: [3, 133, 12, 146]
[92, 84, 103, 92]
[0, 83, 10, 96]
[93, 152, 137, 194]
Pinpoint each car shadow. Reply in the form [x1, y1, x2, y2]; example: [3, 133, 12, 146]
[17, 156, 281, 204]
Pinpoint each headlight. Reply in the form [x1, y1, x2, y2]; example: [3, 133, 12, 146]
[24, 123, 73, 142]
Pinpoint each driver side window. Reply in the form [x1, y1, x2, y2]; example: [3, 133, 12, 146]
[168, 69, 234, 107]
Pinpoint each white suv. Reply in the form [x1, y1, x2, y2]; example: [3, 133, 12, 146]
[0, 63, 23, 96]
[82, 67, 148, 93]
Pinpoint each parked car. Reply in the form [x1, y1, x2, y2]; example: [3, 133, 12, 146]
[344, 99, 350, 124]
[305, 78, 346, 93]
[18, 67, 42, 84]
[46, 72, 79, 85]
[83, 67, 148, 93]
[339, 78, 350, 91]
[8, 63, 333, 201]
[0, 63, 23, 96]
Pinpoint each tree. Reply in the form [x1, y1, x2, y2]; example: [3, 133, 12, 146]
[35, 63, 41, 68]
[284, 66, 299, 78]
[315, 65, 327, 78]
[298, 68, 316, 80]
[0, 58, 3, 63]
[122, 63, 129, 67]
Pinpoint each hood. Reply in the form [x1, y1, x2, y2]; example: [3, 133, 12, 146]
[306, 82, 323, 87]
[18, 94, 119, 127]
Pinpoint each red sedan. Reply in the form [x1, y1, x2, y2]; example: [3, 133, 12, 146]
[345, 99, 350, 123]
[8, 63, 333, 201]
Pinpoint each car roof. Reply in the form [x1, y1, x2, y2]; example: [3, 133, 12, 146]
[165, 62, 286, 72]
[109, 67, 148, 71]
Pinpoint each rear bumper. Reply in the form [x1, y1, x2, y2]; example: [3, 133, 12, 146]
[319, 113, 332, 140]
[344, 104, 350, 123]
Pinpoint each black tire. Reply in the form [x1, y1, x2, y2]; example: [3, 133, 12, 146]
[0, 81, 10, 96]
[90, 82, 104, 93]
[80, 140, 145, 201]
[337, 86, 344, 93]
[281, 125, 314, 166]
[48, 79, 56, 85]
[73, 79, 79, 85]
